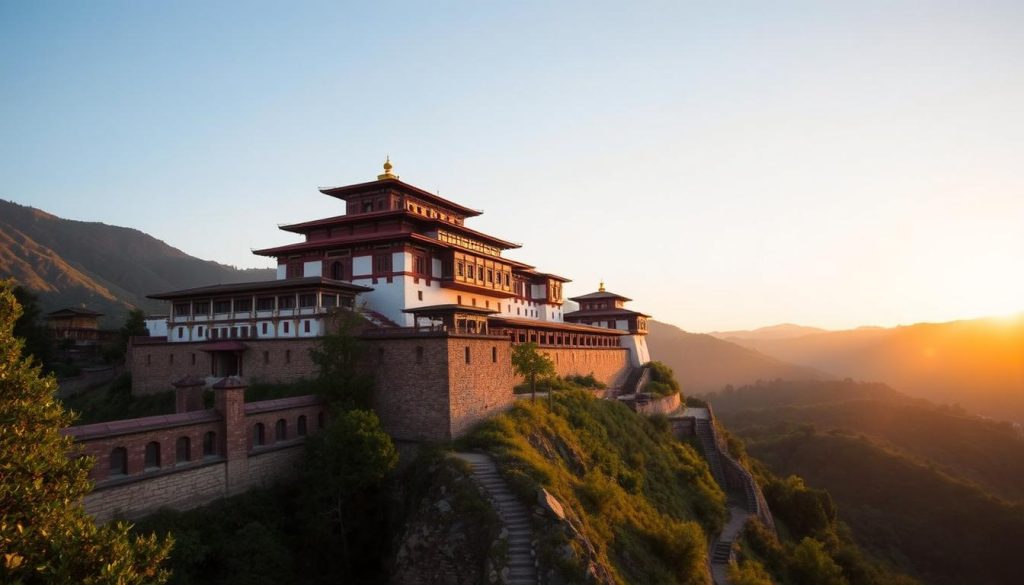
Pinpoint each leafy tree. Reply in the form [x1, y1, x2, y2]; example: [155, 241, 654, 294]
[104, 308, 149, 363]
[789, 538, 848, 585]
[643, 360, 682, 397]
[119, 309, 149, 345]
[303, 409, 397, 580]
[727, 559, 774, 585]
[511, 342, 555, 404]
[10, 284, 51, 367]
[309, 309, 373, 409]
[0, 281, 173, 583]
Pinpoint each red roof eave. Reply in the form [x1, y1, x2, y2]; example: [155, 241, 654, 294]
[319, 178, 483, 217]
[252, 232, 441, 257]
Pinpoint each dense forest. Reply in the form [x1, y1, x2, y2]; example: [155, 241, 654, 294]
[710, 379, 1024, 585]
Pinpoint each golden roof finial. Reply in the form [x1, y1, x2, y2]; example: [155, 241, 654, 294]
[599, 280, 605, 292]
[378, 156, 398, 180]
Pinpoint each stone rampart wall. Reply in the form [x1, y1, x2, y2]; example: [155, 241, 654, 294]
[447, 337, 516, 438]
[524, 347, 631, 390]
[66, 392, 325, 522]
[84, 462, 227, 522]
[129, 338, 320, 395]
[367, 336, 453, 442]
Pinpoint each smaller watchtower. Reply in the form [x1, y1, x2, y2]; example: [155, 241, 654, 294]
[563, 282, 651, 366]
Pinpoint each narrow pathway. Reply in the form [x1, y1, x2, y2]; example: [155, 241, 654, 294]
[710, 504, 748, 585]
[696, 418, 750, 584]
[454, 452, 537, 585]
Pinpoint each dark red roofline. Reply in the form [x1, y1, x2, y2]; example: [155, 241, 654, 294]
[277, 209, 522, 250]
[252, 232, 439, 257]
[563, 308, 651, 319]
[568, 291, 633, 302]
[278, 209, 406, 233]
[319, 178, 482, 217]
[148, 276, 371, 300]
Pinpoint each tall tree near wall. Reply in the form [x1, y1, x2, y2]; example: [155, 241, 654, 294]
[309, 309, 373, 410]
[0, 281, 173, 583]
[512, 342, 556, 404]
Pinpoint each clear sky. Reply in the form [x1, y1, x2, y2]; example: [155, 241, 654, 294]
[2, 1, 1022, 332]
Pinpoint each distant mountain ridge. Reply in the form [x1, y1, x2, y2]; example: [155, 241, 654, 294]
[721, 316, 1024, 422]
[708, 323, 829, 341]
[0, 199, 275, 325]
[646, 319, 826, 394]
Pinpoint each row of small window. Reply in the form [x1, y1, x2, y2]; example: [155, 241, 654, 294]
[173, 295, 342, 316]
[455, 261, 512, 288]
[109, 432, 218, 476]
[406, 201, 462, 225]
[106, 413, 323, 476]
[437, 229, 501, 257]
[513, 331, 619, 347]
[252, 414, 318, 446]
[449, 294, 545, 318]
[377, 345, 500, 365]
[175, 320, 315, 339]
[145, 348, 296, 366]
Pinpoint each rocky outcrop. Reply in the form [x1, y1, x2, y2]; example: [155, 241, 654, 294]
[390, 457, 503, 585]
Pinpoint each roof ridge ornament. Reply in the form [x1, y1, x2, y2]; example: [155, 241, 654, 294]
[599, 280, 605, 292]
[378, 155, 399, 180]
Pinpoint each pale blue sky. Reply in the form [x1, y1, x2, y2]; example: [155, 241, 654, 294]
[3, 1, 1023, 331]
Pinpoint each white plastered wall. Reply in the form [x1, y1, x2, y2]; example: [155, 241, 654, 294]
[622, 335, 651, 366]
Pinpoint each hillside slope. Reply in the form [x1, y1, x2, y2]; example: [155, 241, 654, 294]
[727, 317, 1024, 422]
[711, 379, 1024, 503]
[0, 199, 274, 324]
[746, 431, 1024, 585]
[647, 320, 826, 394]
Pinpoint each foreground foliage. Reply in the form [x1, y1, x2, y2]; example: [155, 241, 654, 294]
[464, 388, 725, 584]
[0, 281, 172, 583]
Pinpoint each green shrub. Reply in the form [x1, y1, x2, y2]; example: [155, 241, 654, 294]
[565, 373, 606, 389]
[643, 361, 682, 397]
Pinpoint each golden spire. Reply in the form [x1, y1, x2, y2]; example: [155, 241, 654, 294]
[377, 156, 398, 180]
[599, 280, 605, 292]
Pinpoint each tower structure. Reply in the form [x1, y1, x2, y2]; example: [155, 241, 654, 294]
[563, 283, 651, 366]
[251, 159, 570, 327]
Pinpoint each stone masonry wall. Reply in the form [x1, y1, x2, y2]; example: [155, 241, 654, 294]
[130, 338, 320, 395]
[67, 393, 325, 522]
[84, 462, 227, 523]
[446, 337, 516, 438]
[367, 336, 453, 442]
[523, 347, 631, 390]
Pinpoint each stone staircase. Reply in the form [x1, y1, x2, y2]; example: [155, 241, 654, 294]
[455, 452, 537, 585]
[696, 420, 727, 487]
[711, 540, 733, 564]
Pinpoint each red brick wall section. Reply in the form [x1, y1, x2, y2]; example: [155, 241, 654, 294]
[446, 338, 515, 438]
[215, 381, 248, 494]
[64, 395, 326, 522]
[367, 337, 453, 442]
[129, 338, 321, 396]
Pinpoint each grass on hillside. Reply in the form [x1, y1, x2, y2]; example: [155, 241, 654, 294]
[461, 388, 726, 585]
